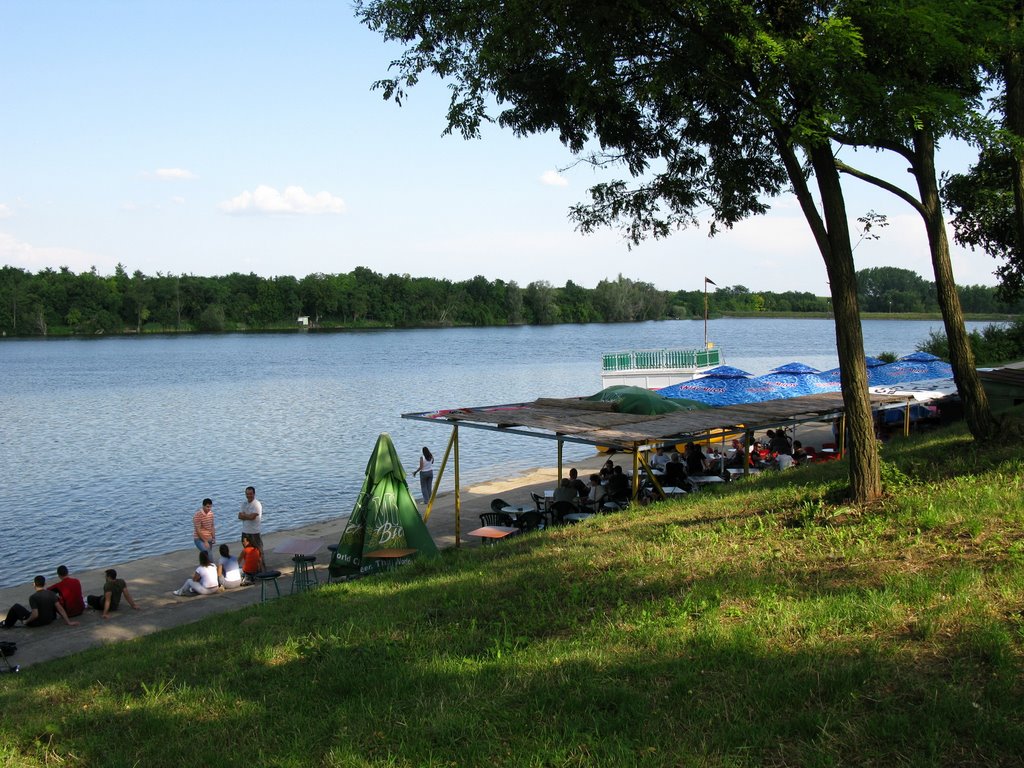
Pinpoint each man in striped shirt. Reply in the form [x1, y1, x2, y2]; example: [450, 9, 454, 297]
[193, 498, 216, 555]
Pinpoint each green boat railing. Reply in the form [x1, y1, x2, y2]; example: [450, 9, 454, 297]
[602, 348, 721, 372]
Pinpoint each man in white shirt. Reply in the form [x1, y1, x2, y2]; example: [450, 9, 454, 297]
[649, 446, 670, 471]
[239, 485, 264, 556]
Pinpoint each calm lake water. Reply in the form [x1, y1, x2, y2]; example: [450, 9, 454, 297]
[0, 318, 992, 588]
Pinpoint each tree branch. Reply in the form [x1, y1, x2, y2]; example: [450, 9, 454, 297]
[835, 160, 926, 217]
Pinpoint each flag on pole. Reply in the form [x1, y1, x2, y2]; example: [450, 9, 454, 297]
[705, 277, 717, 286]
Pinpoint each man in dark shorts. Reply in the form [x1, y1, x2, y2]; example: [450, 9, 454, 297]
[86, 569, 140, 620]
[3, 575, 80, 628]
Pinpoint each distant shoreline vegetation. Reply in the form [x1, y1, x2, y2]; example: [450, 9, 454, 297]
[1, 263, 1021, 338]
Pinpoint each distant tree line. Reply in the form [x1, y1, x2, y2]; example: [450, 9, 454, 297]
[0, 263, 1019, 337]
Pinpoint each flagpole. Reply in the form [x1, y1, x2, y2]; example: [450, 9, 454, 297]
[703, 278, 709, 349]
[703, 277, 716, 350]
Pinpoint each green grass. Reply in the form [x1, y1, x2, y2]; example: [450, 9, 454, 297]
[2, 419, 1024, 767]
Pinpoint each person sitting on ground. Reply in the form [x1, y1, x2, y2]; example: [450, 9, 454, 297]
[48, 564, 85, 618]
[217, 544, 243, 590]
[568, 467, 589, 498]
[683, 442, 708, 476]
[552, 477, 578, 505]
[87, 569, 140, 619]
[173, 551, 220, 596]
[239, 534, 264, 585]
[3, 575, 80, 629]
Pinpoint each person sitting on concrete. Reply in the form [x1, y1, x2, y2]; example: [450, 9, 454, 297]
[3, 575, 80, 628]
[239, 534, 264, 585]
[87, 568, 140, 619]
[173, 551, 220, 596]
[48, 564, 85, 618]
[217, 544, 243, 590]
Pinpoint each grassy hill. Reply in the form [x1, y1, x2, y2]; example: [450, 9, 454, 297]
[2, 415, 1023, 767]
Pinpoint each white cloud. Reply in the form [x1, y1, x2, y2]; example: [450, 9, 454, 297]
[171, 196, 186, 205]
[0, 231, 107, 273]
[153, 168, 197, 180]
[540, 170, 569, 187]
[218, 185, 347, 215]
[0, 203, 11, 219]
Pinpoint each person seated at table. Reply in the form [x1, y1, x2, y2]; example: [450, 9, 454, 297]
[663, 452, 691, 488]
[769, 429, 793, 456]
[239, 534, 264, 585]
[568, 467, 589, 498]
[683, 442, 708, 476]
[173, 551, 219, 596]
[649, 446, 670, 472]
[217, 544, 243, 590]
[792, 440, 809, 464]
[583, 474, 606, 510]
[775, 452, 795, 470]
[607, 465, 631, 501]
[552, 477, 579, 505]
[599, 459, 615, 480]
[726, 440, 748, 469]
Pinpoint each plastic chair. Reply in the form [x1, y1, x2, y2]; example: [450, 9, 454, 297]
[479, 511, 514, 528]
[490, 498, 512, 514]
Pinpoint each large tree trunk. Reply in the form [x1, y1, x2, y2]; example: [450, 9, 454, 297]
[1005, 8, 1024, 257]
[808, 145, 882, 502]
[912, 129, 997, 440]
[776, 129, 882, 503]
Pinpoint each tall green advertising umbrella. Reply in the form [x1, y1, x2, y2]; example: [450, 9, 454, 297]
[329, 433, 439, 577]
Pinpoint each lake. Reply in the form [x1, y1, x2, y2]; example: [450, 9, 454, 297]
[0, 317, 992, 588]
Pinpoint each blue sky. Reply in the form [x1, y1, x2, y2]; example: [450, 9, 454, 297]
[0, 1, 1003, 294]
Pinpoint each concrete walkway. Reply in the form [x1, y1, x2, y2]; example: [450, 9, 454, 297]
[1, 424, 833, 671]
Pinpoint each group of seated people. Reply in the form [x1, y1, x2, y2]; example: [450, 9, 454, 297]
[173, 534, 264, 596]
[725, 431, 819, 471]
[2, 565, 140, 629]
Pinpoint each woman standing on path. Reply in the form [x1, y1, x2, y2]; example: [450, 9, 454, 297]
[413, 446, 434, 504]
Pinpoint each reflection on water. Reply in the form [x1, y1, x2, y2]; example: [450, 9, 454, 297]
[0, 318, 988, 587]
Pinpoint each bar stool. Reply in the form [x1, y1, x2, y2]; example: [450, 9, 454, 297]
[290, 555, 319, 594]
[325, 544, 341, 584]
[254, 570, 281, 603]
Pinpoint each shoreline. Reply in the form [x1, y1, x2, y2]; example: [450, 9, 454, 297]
[0, 452, 611, 670]
[1, 425, 835, 670]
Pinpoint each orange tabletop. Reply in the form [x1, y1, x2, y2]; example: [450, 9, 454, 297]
[364, 548, 418, 559]
[467, 526, 519, 539]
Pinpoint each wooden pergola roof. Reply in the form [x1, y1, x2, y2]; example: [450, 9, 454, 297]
[403, 391, 915, 451]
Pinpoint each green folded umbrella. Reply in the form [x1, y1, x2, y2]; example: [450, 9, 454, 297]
[330, 433, 439, 577]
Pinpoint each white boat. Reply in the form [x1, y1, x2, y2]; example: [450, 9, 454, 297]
[600, 347, 722, 389]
